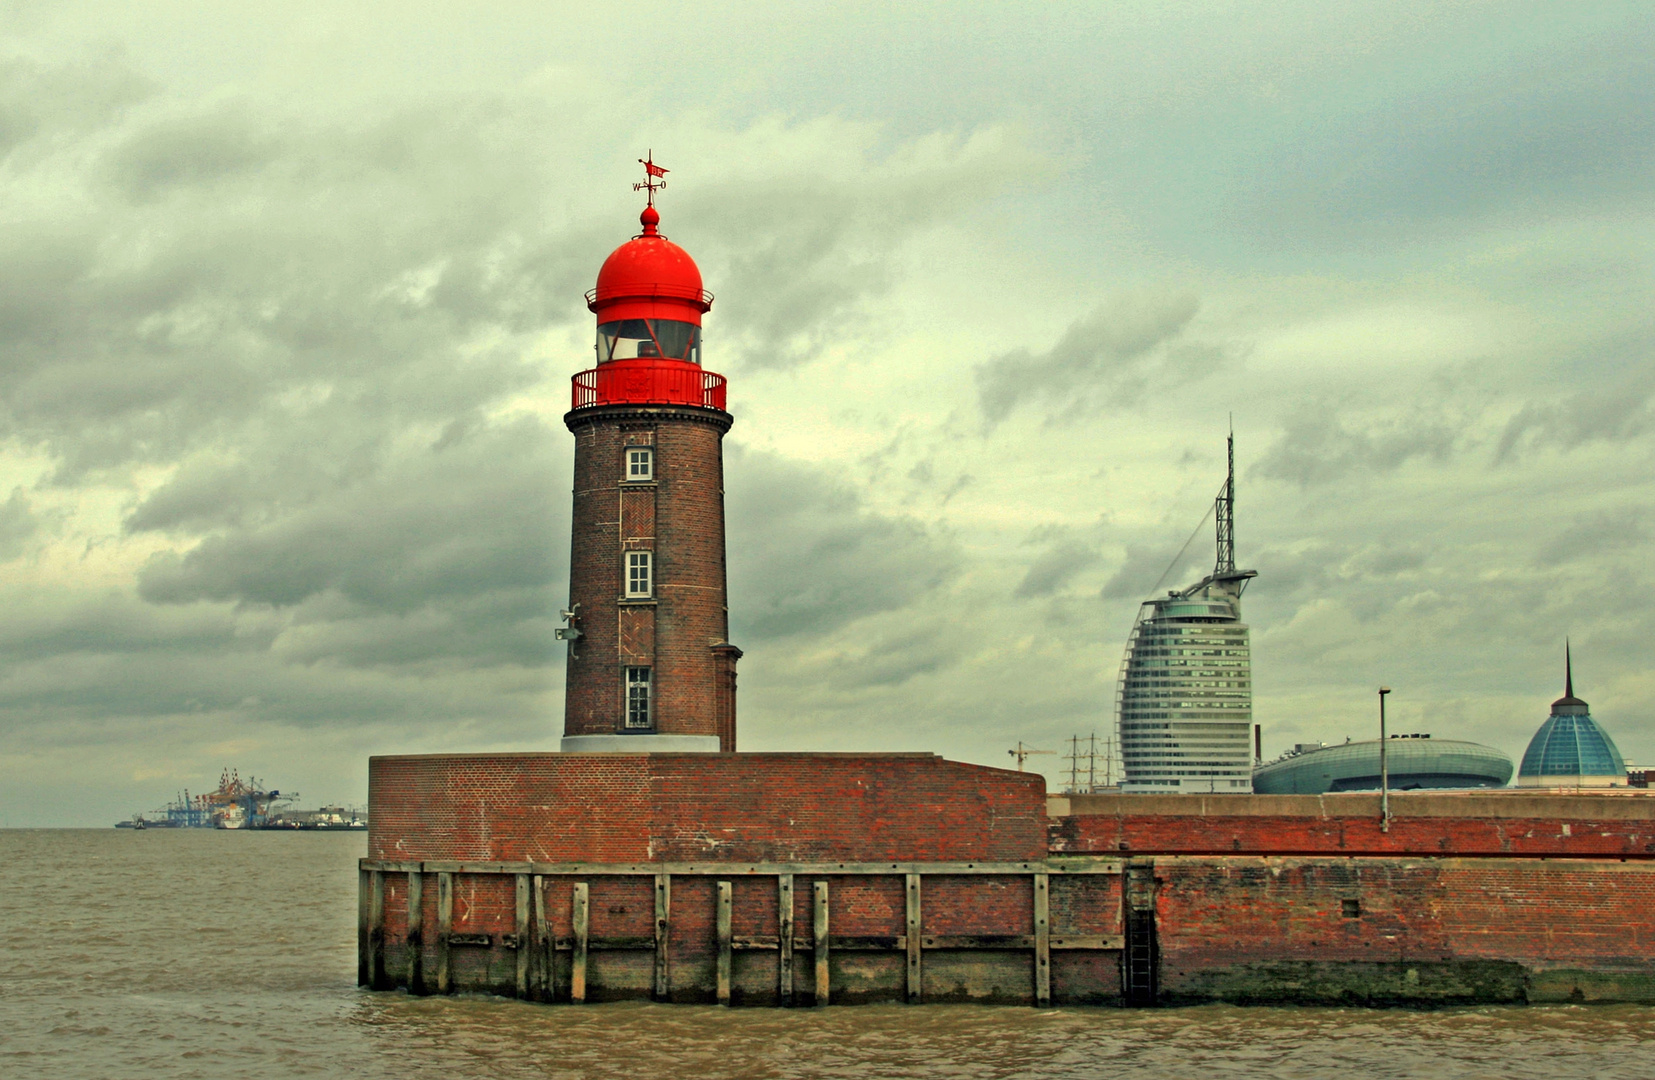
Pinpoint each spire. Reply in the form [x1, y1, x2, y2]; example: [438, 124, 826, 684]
[1215, 425, 1235, 575]
[1552, 639, 1586, 710]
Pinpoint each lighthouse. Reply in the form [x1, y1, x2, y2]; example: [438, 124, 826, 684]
[557, 158, 740, 752]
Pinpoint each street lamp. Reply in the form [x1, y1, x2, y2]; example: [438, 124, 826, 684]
[1378, 687, 1392, 833]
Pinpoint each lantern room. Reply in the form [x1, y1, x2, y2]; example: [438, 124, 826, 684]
[574, 203, 726, 412]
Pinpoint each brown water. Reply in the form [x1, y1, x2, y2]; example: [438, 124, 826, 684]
[2, 830, 1652, 1080]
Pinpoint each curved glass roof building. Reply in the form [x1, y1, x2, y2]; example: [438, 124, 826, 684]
[1517, 648, 1626, 788]
[1253, 736, 1513, 795]
[1118, 435, 1256, 793]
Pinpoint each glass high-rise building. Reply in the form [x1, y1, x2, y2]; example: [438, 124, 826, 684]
[1116, 436, 1257, 793]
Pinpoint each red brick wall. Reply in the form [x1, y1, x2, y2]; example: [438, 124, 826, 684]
[563, 405, 735, 744]
[1152, 856, 1655, 1000]
[369, 752, 1050, 863]
[1051, 792, 1655, 857]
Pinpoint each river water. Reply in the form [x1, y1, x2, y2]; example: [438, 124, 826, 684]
[2, 829, 1651, 1080]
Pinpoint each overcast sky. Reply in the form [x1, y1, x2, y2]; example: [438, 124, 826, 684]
[1, 2, 1651, 824]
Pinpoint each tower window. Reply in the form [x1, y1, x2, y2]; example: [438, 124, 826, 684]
[626, 551, 653, 598]
[625, 667, 652, 729]
[625, 447, 654, 482]
[1341, 898, 1361, 919]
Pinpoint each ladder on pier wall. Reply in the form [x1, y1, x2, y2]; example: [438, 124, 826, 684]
[1122, 861, 1158, 1007]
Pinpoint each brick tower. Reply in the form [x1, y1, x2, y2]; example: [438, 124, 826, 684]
[557, 161, 739, 752]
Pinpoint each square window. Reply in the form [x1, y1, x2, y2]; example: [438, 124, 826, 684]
[626, 551, 653, 598]
[1341, 898, 1361, 919]
[626, 447, 654, 482]
[625, 666, 652, 729]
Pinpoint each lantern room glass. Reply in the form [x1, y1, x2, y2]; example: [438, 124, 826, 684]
[598, 320, 701, 364]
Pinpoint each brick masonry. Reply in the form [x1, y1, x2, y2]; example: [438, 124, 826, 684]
[563, 404, 737, 746]
[1151, 856, 1655, 1004]
[368, 752, 1050, 863]
[1049, 791, 1655, 857]
[366, 756, 1655, 1004]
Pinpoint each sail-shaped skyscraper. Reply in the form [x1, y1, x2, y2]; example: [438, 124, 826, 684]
[1116, 435, 1258, 792]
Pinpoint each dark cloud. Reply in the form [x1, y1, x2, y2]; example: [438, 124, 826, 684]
[1254, 402, 1461, 486]
[975, 291, 1213, 426]
[1496, 374, 1655, 463]
[1015, 526, 1102, 600]
[0, 80, 592, 482]
[1536, 508, 1649, 568]
[0, 488, 38, 559]
[682, 131, 1033, 372]
[1245, 21, 1655, 244]
[104, 104, 284, 201]
[1102, 541, 1208, 602]
[727, 447, 959, 641]
[135, 417, 566, 659]
[0, 52, 154, 163]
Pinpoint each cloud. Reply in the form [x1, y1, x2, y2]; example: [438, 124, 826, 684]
[1496, 374, 1655, 462]
[1102, 539, 1209, 602]
[0, 487, 38, 559]
[133, 417, 566, 668]
[1014, 525, 1102, 600]
[975, 290, 1213, 426]
[1535, 507, 1649, 568]
[726, 447, 960, 642]
[1254, 401, 1462, 486]
[0, 52, 154, 163]
[685, 123, 1037, 371]
[1244, 23, 1655, 244]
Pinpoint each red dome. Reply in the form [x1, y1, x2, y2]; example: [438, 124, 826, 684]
[586, 206, 713, 325]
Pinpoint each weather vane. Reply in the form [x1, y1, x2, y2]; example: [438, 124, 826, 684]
[634, 150, 669, 206]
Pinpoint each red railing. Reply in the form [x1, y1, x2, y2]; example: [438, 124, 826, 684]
[571, 360, 727, 412]
[585, 284, 715, 308]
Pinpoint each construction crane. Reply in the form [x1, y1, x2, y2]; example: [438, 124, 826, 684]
[1007, 742, 1054, 772]
[201, 768, 298, 829]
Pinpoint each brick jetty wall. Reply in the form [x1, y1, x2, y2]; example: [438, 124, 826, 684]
[363, 757, 1655, 1005]
[1057, 792, 1655, 1005]
[1050, 791, 1655, 858]
[368, 752, 1047, 863]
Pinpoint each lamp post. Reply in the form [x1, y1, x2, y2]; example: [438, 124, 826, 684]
[1378, 687, 1392, 834]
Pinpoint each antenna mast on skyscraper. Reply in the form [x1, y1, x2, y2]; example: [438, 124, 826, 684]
[1215, 421, 1235, 576]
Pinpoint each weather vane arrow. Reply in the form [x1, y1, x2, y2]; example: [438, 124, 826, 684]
[634, 150, 669, 206]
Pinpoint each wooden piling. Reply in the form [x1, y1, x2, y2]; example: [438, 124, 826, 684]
[905, 873, 922, 1003]
[571, 882, 590, 1004]
[777, 874, 795, 1005]
[532, 874, 549, 1001]
[515, 874, 531, 998]
[435, 871, 453, 995]
[716, 881, 733, 1006]
[654, 872, 671, 1001]
[813, 880, 830, 1006]
[368, 869, 385, 990]
[406, 870, 424, 994]
[1033, 872, 1050, 1007]
[357, 869, 371, 987]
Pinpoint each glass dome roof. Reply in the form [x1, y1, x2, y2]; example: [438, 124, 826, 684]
[1519, 645, 1626, 780]
[1518, 712, 1626, 779]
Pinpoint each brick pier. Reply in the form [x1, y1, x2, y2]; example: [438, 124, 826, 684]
[361, 755, 1655, 1006]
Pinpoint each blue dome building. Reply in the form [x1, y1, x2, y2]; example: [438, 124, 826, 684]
[1517, 646, 1626, 788]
